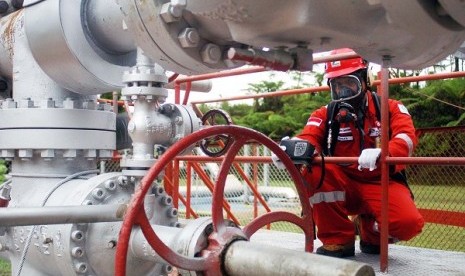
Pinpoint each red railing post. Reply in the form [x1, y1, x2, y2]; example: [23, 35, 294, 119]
[173, 160, 180, 209]
[186, 162, 192, 219]
[379, 64, 390, 273]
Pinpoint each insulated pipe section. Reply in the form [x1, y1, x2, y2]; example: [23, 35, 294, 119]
[0, 204, 126, 226]
[224, 240, 375, 276]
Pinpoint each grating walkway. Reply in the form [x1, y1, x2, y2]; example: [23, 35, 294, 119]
[250, 230, 465, 276]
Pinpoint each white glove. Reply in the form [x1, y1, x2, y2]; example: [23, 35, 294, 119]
[271, 145, 287, 169]
[358, 148, 381, 171]
[271, 136, 292, 170]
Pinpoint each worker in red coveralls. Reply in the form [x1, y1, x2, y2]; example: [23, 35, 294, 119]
[273, 48, 424, 258]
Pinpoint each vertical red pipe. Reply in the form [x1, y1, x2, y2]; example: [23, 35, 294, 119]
[174, 83, 181, 104]
[164, 162, 173, 196]
[186, 162, 192, 219]
[380, 65, 390, 272]
[173, 160, 180, 209]
[252, 145, 258, 219]
[182, 82, 192, 105]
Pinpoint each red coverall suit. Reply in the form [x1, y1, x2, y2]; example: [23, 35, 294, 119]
[297, 92, 424, 246]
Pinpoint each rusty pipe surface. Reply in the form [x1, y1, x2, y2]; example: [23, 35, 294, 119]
[0, 204, 126, 226]
[0, 9, 20, 77]
[224, 240, 375, 276]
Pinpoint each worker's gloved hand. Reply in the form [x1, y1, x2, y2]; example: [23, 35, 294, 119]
[271, 137, 316, 170]
[358, 148, 382, 171]
[271, 144, 288, 170]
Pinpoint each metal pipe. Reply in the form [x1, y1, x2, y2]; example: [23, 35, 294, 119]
[0, 204, 126, 226]
[224, 240, 375, 276]
[130, 224, 182, 264]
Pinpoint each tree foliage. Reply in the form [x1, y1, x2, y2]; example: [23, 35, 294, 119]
[0, 160, 6, 183]
[389, 77, 465, 128]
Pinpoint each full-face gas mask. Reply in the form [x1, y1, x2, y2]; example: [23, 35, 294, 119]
[329, 74, 365, 111]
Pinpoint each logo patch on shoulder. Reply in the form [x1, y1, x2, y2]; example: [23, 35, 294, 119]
[398, 104, 410, 115]
[307, 117, 323, 127]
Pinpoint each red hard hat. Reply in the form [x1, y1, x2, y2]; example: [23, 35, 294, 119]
[324, 48, 367, 79]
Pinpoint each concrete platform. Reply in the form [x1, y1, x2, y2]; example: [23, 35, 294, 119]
[250, 230, 465, 275]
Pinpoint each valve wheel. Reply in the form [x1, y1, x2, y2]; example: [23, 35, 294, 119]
[200, 109, 234, 157]
[115, 125, 314, 275]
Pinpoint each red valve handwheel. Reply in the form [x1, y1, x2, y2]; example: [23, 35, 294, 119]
[115, 125, 314, 275]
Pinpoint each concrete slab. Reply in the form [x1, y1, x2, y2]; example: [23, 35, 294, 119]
[250, 230, 465, 275]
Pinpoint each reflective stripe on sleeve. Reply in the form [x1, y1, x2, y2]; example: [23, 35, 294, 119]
[309, 191, 345, 206]
[394, 133, 414, 156]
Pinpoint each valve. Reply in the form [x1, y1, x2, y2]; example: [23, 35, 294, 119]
[200, 109, 234, 157]
[115, 125, 314, 275]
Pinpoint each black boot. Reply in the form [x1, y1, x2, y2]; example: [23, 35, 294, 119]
[316, 244, 355, 258]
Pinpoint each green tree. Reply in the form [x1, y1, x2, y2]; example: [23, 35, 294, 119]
[230, 71, 331, 139]
[247, 78, 285, 112]
[0, 160, 7, 183]
[392, 78, 465, 128]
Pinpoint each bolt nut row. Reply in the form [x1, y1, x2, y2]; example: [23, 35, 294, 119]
[177, 28, 223, 64]
[0, 98, 111, 111]
[0, 149, 114, 160]
[161, 2, 224, 66]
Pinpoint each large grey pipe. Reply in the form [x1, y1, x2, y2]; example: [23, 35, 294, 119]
[224, 240, 375, 276]
[0, 204, 125, 226]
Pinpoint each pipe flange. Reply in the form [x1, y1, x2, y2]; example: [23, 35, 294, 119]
[24, 0, 135, 94]
[70, 173, 178, 275]
[117, 0, 241, 75]
[69, 174, 124, 276]
[0, 101, 116, 151]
